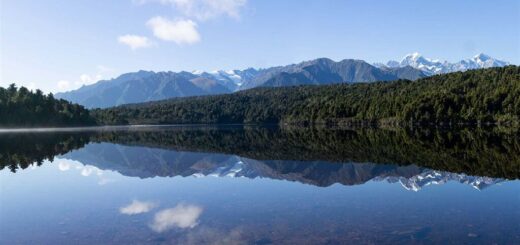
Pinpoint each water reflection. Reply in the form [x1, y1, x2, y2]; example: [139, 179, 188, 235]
[120, 200, 157, 215]
[377, 170, 504, 191]
[0, 132, 90, 172]
[1, 126, 519, 186]
[119, 200, 203, 232]
[150, 204, 204, 232]
[1, 127, 519, 244]
[60, 150, 506, 191]
[0, 127, 520, 179]
[53, 158, 116, 185]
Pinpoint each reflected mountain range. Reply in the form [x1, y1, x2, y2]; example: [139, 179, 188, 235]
[60, 142, 506, 190]
[1, 126, 518, 190]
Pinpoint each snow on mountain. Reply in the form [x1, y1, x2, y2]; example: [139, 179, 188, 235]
[195, 70, 241, 91]
[398, 52, 447, 74]
[379, 52, 509, 75]
[196, 69, 260, 91]
[379, 170, 504, 191]
[206, 160, 246, 178]
[472, 53, 509, 68]
[209, 70, 242, 85]
[57, 53, 509, 108]
[188, 158, 504, 191]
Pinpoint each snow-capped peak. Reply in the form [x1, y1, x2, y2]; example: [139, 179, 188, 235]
[399, 52, 445, 75]
[401, 52, 423, 63]
[378, 52, 509, 75]
[195, 69, 244, 90]
[474, 53, 491, 62]
[472, 53, 508, 68]
[401, 52, 440, 63]
[376, 170, 504, 192]
[405, 52, 421, 59]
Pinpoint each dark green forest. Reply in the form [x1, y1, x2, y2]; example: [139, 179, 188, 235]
[2, 66, 519, 127]
[0, 132, 91, 172]
[92, 126, 520, 179]
[0, 84, 96, 127]
[2, 126, 519, 179]
[92, 66, 520, 126]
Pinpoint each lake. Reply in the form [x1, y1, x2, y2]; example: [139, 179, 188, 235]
[1, 126, 519, 244]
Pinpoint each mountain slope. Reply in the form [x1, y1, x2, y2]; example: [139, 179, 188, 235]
[56, 53, 508, 109]
[56, 71, 232, 108]
[60, 142, 504, 190]
[56, 58, 426, 108]
[242, 58, 425, 89]
[92, 66, 520, 125]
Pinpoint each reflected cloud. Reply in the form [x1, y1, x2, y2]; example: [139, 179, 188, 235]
[54, 158, 117, 185]
[150, 203, 203, 232]
[58, 161, 71, 171]
[120, 200, 157, 215]
[55, 158, 83, 171]
[78, 165, 103, 176]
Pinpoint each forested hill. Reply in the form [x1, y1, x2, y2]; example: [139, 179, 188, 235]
[0, 84, 96, 127]
[92, 66, 520, 126]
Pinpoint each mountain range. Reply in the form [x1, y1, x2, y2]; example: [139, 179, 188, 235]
[56, 53, 509, 108]
[60, 142, 505, 191]
[375, 52, 509, 75]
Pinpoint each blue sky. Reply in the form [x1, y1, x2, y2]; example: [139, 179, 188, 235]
[1, 0, 519, 93]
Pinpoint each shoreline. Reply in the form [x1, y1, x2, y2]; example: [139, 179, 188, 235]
[0, 123, 268, 133]
[0, 122, 518, 133]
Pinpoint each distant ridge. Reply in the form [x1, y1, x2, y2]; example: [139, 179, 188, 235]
[56, 53, 509, 108]
[375, 52, 509, 75]
[91, 66, 520, 126]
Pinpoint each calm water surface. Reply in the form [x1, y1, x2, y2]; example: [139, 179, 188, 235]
[1, 126, 519, 244]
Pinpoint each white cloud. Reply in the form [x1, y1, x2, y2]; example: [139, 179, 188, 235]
[137, 0, 247, 21]
[55, 158, 83, 171]
[120, 200, 157, 215]
[80, 74, 102, 85]
[80, 167, 92, 176]
[55, 65, 115, 92]
[118, 34, 153, 50]
[58, 161, 71, 171]
[150, 203, 203, 232]
[57, 80, 71, 91]
[172, 0, 246, 21]
[52, 158, 117, 185]
[76, 165, 115, 185]
[147, 17, 200, 45]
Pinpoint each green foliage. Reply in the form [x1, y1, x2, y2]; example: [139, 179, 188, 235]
[94, 126, 520, 179]
[0, 132, 91, 172]
[4, 126, 517, 179]
[0, 84, 96, 127]
[0, 127, 520, 179]
[92, 66, 520, 125]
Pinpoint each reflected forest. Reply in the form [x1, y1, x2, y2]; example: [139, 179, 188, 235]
[1, 126, 519, 180]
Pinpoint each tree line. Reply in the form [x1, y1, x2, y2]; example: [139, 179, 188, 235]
[0, 84, 96, 127]
[2, 66, 519, 127]
[92, 66, 520, 126]
[3, 126, 519, 179]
